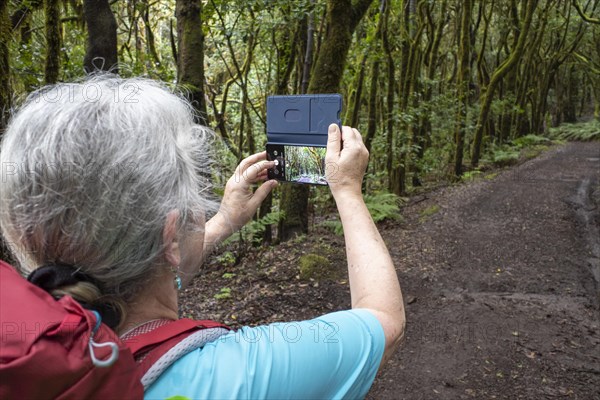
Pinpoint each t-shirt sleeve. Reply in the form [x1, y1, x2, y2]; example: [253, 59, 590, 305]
[145, 309, 385, 400]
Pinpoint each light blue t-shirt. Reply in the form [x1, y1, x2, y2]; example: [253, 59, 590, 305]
[145, 309, 385, 400]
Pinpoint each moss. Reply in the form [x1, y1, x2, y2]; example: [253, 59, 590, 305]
[421, 205, 440, 218]
[299, 253, 335, 281]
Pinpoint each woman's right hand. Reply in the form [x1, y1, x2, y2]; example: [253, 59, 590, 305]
[325, 124, 369, 199]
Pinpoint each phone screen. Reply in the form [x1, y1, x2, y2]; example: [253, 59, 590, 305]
[267, 144, 327, 185]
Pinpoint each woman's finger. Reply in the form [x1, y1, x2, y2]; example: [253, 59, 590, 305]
[243, 160, 275, 182]
[236, 151, 267, 174]
[352, 128, 364, 142]
[249, 180, 278, 209]
[326, 124, 342, 158]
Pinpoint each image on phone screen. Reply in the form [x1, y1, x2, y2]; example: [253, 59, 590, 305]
[267, 144, 327, 186]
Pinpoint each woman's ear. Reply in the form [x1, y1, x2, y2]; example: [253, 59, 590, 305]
[163, 210, 181, 267]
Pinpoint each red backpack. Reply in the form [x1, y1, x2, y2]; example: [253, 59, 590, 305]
[0, 260, 230, 398]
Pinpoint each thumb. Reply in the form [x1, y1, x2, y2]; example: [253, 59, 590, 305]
[326, 123, 341, 159]
[249, 180, 278, 209]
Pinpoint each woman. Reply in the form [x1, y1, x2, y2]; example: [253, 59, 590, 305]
[0, 76, 405, 399]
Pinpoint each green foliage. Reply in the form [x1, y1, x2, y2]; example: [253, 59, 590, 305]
[420, 205, 440, 218]
[214, 287, 232, 300]
[4, 0, 597, 259]
[511, 134, 551, 148]
[550, 121, 600, 141]
[320, 192, 402, 236]
[216, 251, 236, 267]
[223, 210, 284, 247]
[491, 148, 520, 166]
[364, 192, 403, 223]
[461, 170, 483, 182]
[320, 219, 344, 236]
[221, 272, 236, 279]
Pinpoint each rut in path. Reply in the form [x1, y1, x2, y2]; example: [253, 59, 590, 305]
[369, 142, 600, 400]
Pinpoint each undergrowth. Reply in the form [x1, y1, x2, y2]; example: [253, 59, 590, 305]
[550, 120, 600, 141]
[321, 192, 404, 235]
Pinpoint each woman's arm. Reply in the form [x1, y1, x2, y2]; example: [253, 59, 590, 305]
[326, 124, 406, 364]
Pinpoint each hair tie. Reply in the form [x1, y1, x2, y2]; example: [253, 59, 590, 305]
[27, 263, 97, 291]
[27, 263, 122, 329]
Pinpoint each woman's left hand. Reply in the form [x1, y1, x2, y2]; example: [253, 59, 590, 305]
[215, 151, 278, 235]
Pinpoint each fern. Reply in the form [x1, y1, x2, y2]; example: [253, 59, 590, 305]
[364, 193, 403, 223]
[492, 148, 520, 166]
[321, 192, 403, 235]
[511, 134, 551, 148]
[550, 120, 600, 141]
[320, 219, 344, 235]
[223, 210, 285, 247]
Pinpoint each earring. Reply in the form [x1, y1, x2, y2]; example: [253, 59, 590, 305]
[172, 266, 182, 290]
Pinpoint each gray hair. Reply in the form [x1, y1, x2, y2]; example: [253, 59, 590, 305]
[0, 75, 216, 324]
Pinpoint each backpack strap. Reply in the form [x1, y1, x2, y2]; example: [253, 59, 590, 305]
[123, 319, 231, 390]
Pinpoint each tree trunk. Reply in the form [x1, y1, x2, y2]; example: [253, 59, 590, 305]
[83, 0, 118, 73]
[346, 52, 367, 127]
[176, 0, 208, 125]
[382, 0, 396, 191]
[44, 0, 61, 83]
[420, 0, 447, 152]
[0, 0, 10, 133]
[272, 19, 302, 243]
[0, 0, 11, 262]
[301, 0, 315, 95]
[471, 0, 537, 167]
[307, 0, 374, 93]
[364, 60, 379, 153]
[454, 0, 472, 177]
[142, 3, 161, 67]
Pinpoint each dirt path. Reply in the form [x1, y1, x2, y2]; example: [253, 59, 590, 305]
[368, 142, 600, 399]
[181, 142, 599, 399]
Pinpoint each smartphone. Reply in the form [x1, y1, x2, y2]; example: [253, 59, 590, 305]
[266, 143, 327, 185]
[265, 94, 342, 186]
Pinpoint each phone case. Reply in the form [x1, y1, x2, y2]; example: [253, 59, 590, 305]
[266, 94, 342, 146]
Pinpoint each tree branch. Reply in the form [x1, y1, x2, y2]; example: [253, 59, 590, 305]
[572, 0, 600, 24]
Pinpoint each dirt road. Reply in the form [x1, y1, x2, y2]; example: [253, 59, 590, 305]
[368, 142, 600, 399]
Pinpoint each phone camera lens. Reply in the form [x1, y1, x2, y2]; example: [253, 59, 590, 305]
[273, 150, 278, 156]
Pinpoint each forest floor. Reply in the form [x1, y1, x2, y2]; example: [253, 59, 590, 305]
[180, 141, 600, 400]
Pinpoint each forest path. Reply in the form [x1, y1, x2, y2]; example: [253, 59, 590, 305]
[369, 142, 600, 399]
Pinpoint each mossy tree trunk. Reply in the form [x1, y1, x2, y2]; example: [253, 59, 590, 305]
[419, 0, 447, 152]
[176, 0, 208, 125]
[0, 0, 11, 262]
[278, 0, 374, 241]
[265, 15, 300, 244]
[364, 59, 379, 153]
[307, 0, 374, 94]
[345, 52, 367, 127]
[382, 0, 395, 192]
[0, 0, 10, 133]
[454, 0, 472, 177]
[470, 0, 537, 167]
[530, 2, 587, 134]
[44, 0, 61, 84]
[83, 0, 118, 73]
